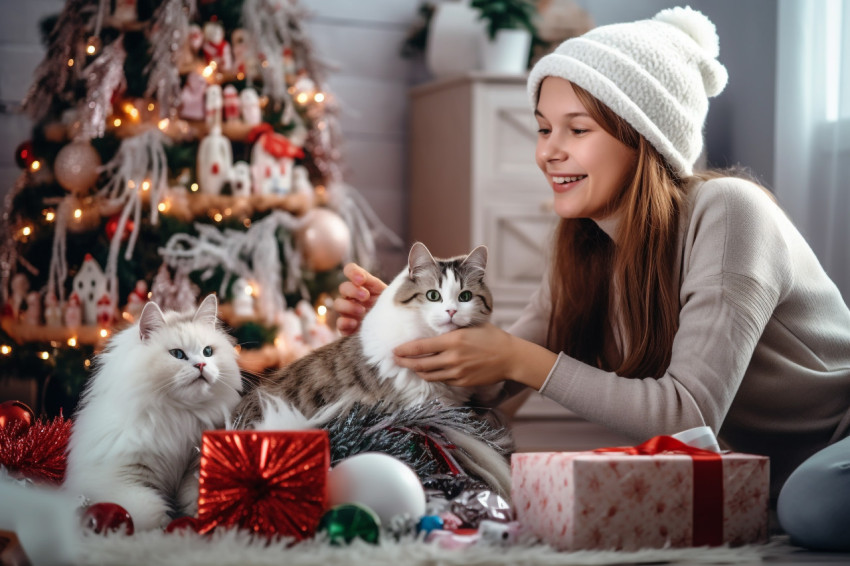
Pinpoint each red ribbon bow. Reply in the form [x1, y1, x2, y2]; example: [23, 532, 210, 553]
[248, 124, 305, 160]
[595, 435, 724, 547]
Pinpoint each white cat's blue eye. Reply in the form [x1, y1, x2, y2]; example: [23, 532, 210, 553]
[458, 290, 473, 302]
[203, 346, 213, 357]
[425, 290, 441, 302]
[169, 349, 187, 360]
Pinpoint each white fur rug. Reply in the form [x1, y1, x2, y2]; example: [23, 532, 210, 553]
[77, 529, 769, 566]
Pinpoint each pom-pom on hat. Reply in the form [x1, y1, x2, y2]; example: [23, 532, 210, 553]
[527, 6, 728, 177]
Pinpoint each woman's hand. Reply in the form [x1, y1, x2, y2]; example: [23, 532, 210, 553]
[333, 263, 387, 335]
[392, 323, 557, 390]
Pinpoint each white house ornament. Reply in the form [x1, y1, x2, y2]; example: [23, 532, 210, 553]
[54, 140, 102, 195]
[230, 161, 252, 196]
[223, 85, 240, 122]
[205, 84, 223, 129]
[240, 88, 262, 126]
[248, 124, 304, 195]
[197, 125, 233, 195]
[179, 72, 207, 122]
[72, 254, 107, 325]
[202, 21, 233, 72]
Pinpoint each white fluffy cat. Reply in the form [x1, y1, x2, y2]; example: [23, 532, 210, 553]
[64, 295, 242, 531]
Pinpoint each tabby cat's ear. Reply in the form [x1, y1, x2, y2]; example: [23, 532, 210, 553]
[194, 294, 218, 327]
[139, 302, 166, 342]
[408, 242, 436, 280]
[461, 245, 488, 275]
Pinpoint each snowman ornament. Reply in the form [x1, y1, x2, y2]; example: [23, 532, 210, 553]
[202, 21, 233, 72]
[230, 161, 252, 196]
[197, 125, 233, 195]
[72, 255, 107, 325]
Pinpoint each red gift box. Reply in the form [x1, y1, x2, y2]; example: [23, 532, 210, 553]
[512, 436, 769, 551]
[197, 430, 329, 540]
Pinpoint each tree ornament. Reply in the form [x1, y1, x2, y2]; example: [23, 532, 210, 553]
[223, 85, 240, 122]
[0, 414, 72, 485]
[44, 292, 63, 326]
[318, 503, 381, 545]
[249, 124, 304, 195]
[53, 140, 102, 195]
[327, 452, 427, 526]
[64, 292, 83, 328]
[202, 20, 233, 72]
[239, 87, 262, 126]
[197, 125, 233, 195]
[96, 293, 114, 327]
[0, 401, 35, 433]
[230, 161, 252, 196]
[7, 273, 30, 319]
[110, 0, 138, 27]
[81, 502, 135, 535]
[105, 214, 134, 241]
[23, 291, 41, 326]
[15, 141, 34, 169]
[165, 516, 201, 534]
[71, 254, 107, 325]
[205, 84, 223, 129]
[297, 207, 352, 272]
[179, 72, 207, 122]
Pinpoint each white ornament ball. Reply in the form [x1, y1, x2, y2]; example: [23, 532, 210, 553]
[327, 452, 426, 526]
[297, 208, 351, 272]
[54, 140, 102, 194]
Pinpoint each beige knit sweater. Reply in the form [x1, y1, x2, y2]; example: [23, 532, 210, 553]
[509, 177, 850, 495]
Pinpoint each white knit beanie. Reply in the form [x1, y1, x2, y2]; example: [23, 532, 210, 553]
[527, 6, 728, 177]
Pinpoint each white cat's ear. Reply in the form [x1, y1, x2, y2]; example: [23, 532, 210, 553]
[194, 294, 218, 327]
[139, 302, 166, 342]
[462, 245, 488, 273]
[408, 241, 436, 280]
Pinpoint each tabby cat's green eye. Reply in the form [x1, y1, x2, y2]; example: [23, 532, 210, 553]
[458, 290, 473, 302]
[426, 290, 441, 302]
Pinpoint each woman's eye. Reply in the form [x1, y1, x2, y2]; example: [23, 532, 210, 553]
[169, 349, 187, 360]
[425, 290, 441, 302]
[203, 346, 213, 357]
[572, 129, 588, 135]
[537, 128, 550, 135]
[458, 290, 473, 302]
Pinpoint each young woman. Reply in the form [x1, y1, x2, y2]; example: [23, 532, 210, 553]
[335, 7, 850, 550]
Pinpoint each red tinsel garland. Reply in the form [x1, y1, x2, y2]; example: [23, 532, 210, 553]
[0, 416, 72, 485]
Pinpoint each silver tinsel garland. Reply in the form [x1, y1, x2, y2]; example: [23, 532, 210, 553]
[158, 210, 309, 325]
[145, 0, 196, 117]
[79, 38, 127, 140]
[21, 0, 99, 123]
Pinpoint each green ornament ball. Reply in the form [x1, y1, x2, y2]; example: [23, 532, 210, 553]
[317, 503, 381, 546]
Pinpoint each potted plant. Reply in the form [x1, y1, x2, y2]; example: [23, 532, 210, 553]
[471, 0, 539, 73]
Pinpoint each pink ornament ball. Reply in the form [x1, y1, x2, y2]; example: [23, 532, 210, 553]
[297, 207, 352, 272]
[54, 140, 102, 195]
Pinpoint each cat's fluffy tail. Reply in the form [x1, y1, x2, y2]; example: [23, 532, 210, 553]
[441, 427, 512, 500]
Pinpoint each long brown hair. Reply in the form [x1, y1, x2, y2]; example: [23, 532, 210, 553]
[546, 83, 685, 378]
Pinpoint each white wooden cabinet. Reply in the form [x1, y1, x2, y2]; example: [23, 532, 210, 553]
[409, 73, 634, 452]
[409, 72, 557, 327]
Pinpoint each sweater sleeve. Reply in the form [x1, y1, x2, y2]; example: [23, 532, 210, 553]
[539, 178, 793, 440]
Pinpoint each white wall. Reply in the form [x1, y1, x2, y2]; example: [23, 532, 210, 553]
[0, 0, 779, 279]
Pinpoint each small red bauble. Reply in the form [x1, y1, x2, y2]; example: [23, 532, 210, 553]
[165, 516, 202, 534]
[81, 502, 135, 535]
[15, 141, 34, 169]
[0, 401, 34, 433]
[104, 214, 134, 241]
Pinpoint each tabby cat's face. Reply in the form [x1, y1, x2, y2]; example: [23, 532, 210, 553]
[394, 246, 492, 334]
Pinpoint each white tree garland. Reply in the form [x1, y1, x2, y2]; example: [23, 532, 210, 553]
[158, 210, 308, 325]
[145, 0, 196, 117]
[79, 38, 127, 140]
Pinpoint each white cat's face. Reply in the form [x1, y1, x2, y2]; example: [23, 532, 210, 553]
[419, 268, 482, 333]
[138, 296, 241, 409]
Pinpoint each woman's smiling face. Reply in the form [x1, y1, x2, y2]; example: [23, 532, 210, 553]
[534, 77, 637, 221]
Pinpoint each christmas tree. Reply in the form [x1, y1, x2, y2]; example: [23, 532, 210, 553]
[0, 0, 396, 417]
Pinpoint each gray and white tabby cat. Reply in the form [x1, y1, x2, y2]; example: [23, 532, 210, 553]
[64, 295, 242, 531]
[234, 242, 512, 495]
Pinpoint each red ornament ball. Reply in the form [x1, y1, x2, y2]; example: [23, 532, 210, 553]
[105, 214, 134, 241]
[0, 400, 34, 433]
[15, 141, 34, 169]
[81, 502, 135, 535]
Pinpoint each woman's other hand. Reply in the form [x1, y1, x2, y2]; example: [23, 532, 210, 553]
[334, 263, 387, 335]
